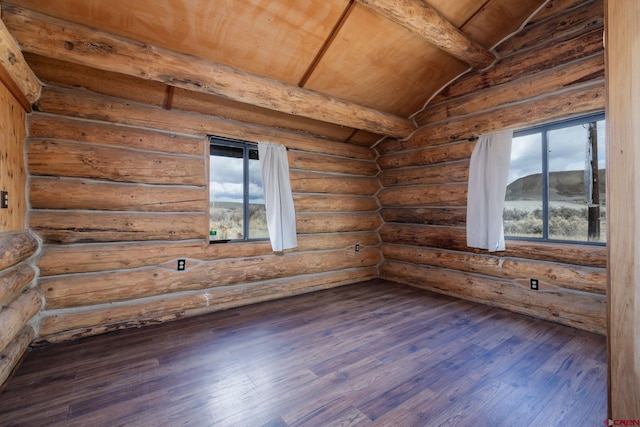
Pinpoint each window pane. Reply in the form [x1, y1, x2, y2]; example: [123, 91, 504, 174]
[596, 119, 606, 243]
[504, 133, 543, 238]
[548, 121, 605, 242]
[248, 148, 268, 239]
[210, 146, 245, 241]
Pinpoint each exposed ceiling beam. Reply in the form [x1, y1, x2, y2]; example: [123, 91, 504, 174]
[0, 4, 41, 109]
[1, 4, 415, 138]
[355, 0, 497, 69]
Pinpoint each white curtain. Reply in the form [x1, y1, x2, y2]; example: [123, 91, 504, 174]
[466, 130, 513, 251]
[258, 142, 297, 252]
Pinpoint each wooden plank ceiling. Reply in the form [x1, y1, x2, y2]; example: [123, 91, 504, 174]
[1, 0, 547, 145]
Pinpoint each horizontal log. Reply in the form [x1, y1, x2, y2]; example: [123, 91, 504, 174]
[0, 289, 42, 352]
[25, 53, 168, 108]
[288, 150, 378, 176]
[38, 232, 380, 276]
[296, 232, 380, 254]
[419, 54, 604, 124]
[496, 0, 604, 57]
[379, 223, 606, 267]
[171, 87, 358, 145]
[28, 139, 206, 186]
[528, 0, 586, 25]
[293, 194, 379, 213]
[38, 241, 205, 276]
[4, 5, 414, 138]
[380, 260, 606, 334]
[296, 212, 382, 234]
[380, 207, 466, 227]
[377, 183, 467, 207]
[0, 9, 40, 104]
[290, 171, 380, 195]
[30, 211, 207, 244]
[30, 178, 207, 212]
[377, 140, 475, 169]
[34, 86, 374, 161]
[429, 28, 604, 106]
[504, 239, 606, 268]
[382, 244, 606, 294]
[0, 232, 39, 271]
[0, 49, 29, 114]
[355, 0, 495, 69]
[28, 113, 205, 156]
[380, 223, 468, 250]
[378, 160, 469, 187]
[0, 264, 36, 307]
[41, 247, 381, 309]
[0, 326, 34, 390]
[409, 82, 604, 149]
[38, 267, 378, 340]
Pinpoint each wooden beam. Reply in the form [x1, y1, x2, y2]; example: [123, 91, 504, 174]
[0, 232, 38, 271]
[38, 268, 379, 339]
[0, 5, 41, 108]
[296, 212, 382, 234]
[377, 183, 467, 207]
[2, 4, 414, 138]
[30, 211, 207, 244]
[37, 233, 380, 276]
[606, 0, 640, 418]
[290, 171, 380, 195]
[379, 223, 607, 268]
[0, 289, 42, 352]
[382, 244, 606, 295]
[0, 264, 35, 307]
[41, 248, 381, 309]
[418, 54, 605, 124]
[380, 260, 606, 334]
[355, 0, 496, 69]
[34, 86, 375, 161]
[0, 326, 34, 392]
[428, 28, 604, 106]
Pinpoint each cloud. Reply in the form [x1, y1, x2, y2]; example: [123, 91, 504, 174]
[209, 155, 264, 204]
[508, 119, 606, 184]
[508, 133, 542, 184]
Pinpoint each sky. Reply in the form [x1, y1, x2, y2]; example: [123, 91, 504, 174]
[508, 119, 606, 185]
[209, 155, 264, 204]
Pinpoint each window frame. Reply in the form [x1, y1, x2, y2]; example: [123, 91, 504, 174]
[505, 112, 606, 246]
[208, 136, 268, 244]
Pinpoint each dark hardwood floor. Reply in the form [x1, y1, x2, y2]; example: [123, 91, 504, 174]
[0, 280, 607, 426]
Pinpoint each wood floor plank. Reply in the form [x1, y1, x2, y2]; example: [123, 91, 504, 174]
[0, 279, 606, 426]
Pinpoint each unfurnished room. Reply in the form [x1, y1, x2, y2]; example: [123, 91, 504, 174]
[0, 0, 638, 425]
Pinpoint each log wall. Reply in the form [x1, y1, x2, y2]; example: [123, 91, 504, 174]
[377, 0, 607, 334]
[0, 15, 41, 390]
[28, 74, 382, 343]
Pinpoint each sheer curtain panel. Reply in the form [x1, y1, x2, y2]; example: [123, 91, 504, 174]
[258, 142, 297, 252]
[466, 130, 513, 251]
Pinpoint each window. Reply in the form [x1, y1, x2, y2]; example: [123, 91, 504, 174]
[208, 137, 269, 242]
[503, 114, 606, 244]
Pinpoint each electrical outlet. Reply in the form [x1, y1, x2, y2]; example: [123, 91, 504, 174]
[530, 279, 539, 290]
[177, 259, 186, 271]
[355, 243, 360, 252]
[0, 191, 8, 209]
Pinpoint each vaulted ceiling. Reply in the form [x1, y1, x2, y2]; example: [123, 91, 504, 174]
[2, 0, 549, 145]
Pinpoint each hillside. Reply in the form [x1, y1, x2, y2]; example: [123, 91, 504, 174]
[505, 169, 606, 202]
